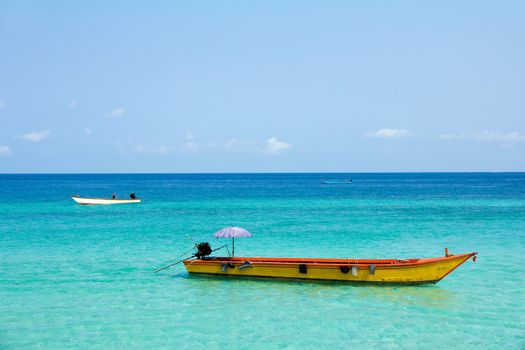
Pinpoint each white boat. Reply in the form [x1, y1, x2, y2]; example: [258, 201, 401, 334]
[72, 196, 141, 205]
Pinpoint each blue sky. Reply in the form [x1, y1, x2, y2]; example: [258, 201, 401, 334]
[0, 1, 524, 173]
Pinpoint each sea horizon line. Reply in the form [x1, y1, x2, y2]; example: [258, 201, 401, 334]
[1, 171, 524, 175]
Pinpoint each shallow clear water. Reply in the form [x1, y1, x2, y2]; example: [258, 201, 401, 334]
[1, 173, 524, 349]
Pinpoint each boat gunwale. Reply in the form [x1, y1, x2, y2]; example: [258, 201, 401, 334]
[184, 252, 476, 268]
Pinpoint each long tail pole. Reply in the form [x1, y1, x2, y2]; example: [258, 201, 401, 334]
[154, 244, 229, 273]
[154, 254, 196, 273]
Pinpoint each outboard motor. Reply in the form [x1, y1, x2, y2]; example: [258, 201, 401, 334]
[195, 242, 212, 259]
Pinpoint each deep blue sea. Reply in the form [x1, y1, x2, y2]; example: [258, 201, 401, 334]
[1, 173, 524, 349]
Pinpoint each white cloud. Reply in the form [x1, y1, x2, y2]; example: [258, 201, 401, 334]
[68, 100, 78, 108]
[22, 130, 50, 142]
[0, 99, 6, 109]
[264, 136, 292, 154]
[84, 128, 92, 135]
[105, 107, 125, 118]
[0, 145, 11, 156]
[440, 131, 525, 143]
[367, 128, 413, 139]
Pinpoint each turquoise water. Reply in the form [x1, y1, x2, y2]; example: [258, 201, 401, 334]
[1, 173, 524, 349]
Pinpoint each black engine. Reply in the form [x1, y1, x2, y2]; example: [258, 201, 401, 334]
[195, 242, 212, 259]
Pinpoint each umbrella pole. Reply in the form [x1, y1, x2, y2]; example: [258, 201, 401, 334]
[232, 237, 235, 257]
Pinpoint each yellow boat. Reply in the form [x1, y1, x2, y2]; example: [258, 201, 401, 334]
[159, 228, 476, 285]
[183, 251, 476, 285]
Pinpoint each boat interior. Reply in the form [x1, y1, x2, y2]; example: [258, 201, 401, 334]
[190, 256, 424, 266]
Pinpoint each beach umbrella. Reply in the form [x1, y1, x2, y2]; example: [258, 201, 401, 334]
[213, 226, 252, 257]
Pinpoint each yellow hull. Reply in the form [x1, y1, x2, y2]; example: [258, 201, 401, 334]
[183, 253, 475, 284]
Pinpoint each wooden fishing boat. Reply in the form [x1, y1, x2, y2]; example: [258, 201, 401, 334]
[157, 228, 476, 285]
[183, 251, 476, 284]
[72, 196, 141, 205]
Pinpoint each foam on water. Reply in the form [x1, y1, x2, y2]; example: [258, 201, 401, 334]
[0, 173, 524, 349]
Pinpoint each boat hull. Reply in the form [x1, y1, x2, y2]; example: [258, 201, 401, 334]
[183, 253, 476, 284]
[72, 196, 141, 205]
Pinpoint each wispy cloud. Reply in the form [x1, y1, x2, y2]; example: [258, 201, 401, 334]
[182, 133, 221, 153]
[366, 128, 413, 139]
[115, 140, 169, 155]
[0, 145, 11, 156]
[105, 107, 125, 118]
[0, 99, 6, 109]
[68, 100, 78, 108]
[22, 130, 50, 142]
[263, 137, 292, 154]
[182, 133, 293, 155]
[115, 140, 130, 150]
[440, 131, 525, 143]
[183, 133, 200, 153]
[224, 138, 260, 152]
[84, 128, 92, 135]
[134, 143, 169, 155]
